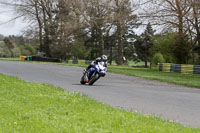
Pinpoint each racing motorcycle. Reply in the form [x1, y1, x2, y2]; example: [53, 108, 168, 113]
[80, 62, 107, 85]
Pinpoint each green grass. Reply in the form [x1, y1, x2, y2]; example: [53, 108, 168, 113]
[108, 66, 200, 88]
[0, 74, 199, 133]
[0, 57, 19, 61]
[111, 60, 150, 66]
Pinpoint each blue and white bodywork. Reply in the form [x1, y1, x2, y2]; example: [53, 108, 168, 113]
[80, 62, 107, 85]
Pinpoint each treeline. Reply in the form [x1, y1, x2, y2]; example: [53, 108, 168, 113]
[0, 35, 38, 57]
[0, 0, 200, 66]
[140, 0, 200, 65]
[0, 0, 139, 65]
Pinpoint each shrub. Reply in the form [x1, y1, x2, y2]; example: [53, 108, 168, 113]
[11, 47, 21, 57]
[0, 40, 21, 57]
[152, 33, 177, 63]
[19, 44, 36, 56]
[152, 52, 165, 65]
[50, 43, 68, 59]
[3, 37, 15, 49]
[70, 39, 90, 59]
[0, 41, 11, 57]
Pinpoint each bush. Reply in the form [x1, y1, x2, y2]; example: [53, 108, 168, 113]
[50, 43, 68, 59]
[70, 39, 90, 59]
[0, 41, 11, 57]
[19, 44, 36, 56]
[11, 47, 21, 57]
[152, 52, 165, 65]
[0, 40, 21, 57]
[3, 37, 15, 49]
[152, 33, 177, 63]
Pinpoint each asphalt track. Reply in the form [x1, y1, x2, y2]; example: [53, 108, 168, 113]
[0, 61, 200, 128]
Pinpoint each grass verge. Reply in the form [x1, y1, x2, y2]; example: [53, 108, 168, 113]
[108, 66, 200, 88]
[0, 58, 19, 61]
[0, 74, 199, 132]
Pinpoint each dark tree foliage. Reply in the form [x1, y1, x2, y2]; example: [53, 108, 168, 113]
[134, 23, 155, 67]
[9, 35, 25, 45]
[173, 35, 191, 64]
[113, 0, 139, 65]
[3, 37, 15, 49]
[0, 37, 21, 57]
[2, 0, 140, 62]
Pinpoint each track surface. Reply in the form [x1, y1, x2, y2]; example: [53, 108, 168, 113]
[0, 61, 200, 128]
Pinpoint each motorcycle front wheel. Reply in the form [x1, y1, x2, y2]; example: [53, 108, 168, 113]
[80, 75, 86, 84]
[89, 73, 100, 85]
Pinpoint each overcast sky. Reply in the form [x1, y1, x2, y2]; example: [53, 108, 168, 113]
[0, 5, 27, 36]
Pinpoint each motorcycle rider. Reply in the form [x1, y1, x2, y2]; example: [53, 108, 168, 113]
[85, 55, 108, 72]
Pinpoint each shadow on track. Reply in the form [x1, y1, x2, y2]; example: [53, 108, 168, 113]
[72, 83, 106, 87]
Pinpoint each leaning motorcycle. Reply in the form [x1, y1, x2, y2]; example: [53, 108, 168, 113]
[80, 62, 107, 85]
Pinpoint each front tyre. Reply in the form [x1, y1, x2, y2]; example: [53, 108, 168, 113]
[89, 73, 100, 85]
[80, 75, 86, 84]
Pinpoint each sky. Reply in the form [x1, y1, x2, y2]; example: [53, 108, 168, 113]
[0, 5, 28, 36]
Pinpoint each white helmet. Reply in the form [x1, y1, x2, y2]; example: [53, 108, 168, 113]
[101, 55, 107, 62]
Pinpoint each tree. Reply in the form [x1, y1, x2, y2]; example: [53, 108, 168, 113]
[152, 33, 177, 63]
[0, 0, 73, 58]
[70, 39, 90, 59]
[112, 0, 139, 65]
[0, 0, 141, 62]
[71, 0, 139, 63]
[187, 0, 200, 63]
[0, 41, 11, 57]
[71, 0, 113, 58]
[151, 32, 193, 64]
[0, 38, 21, 57]
[19, 43, 36, 56]
[152, 52, 165, 65]
[141, 0, 193, 64]
[3, 37, 15, 49]
[134, 23, 155, 67]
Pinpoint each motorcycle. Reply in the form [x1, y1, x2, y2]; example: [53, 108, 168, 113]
[80, 62, 107, 85]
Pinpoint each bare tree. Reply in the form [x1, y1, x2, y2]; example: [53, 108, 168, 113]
[112, 0, 138, 65]
[0, 0, 140, 62]
[71, 0, 113, 57]
[187, 0, 200, 63]
[140, 0, 194, 63]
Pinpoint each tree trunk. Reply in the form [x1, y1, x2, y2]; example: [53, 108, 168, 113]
[41, 2, 50, 57]
[176, 0, 187, 64]
[109, 46, 113, 65]
[193, 6, 200, 64]
[144, 51, 148, 68]
[117, 23, 124, 65]
[145, 61, 148, 68]
[99, 29, 104, 55]
[34, 0, 43, 52]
